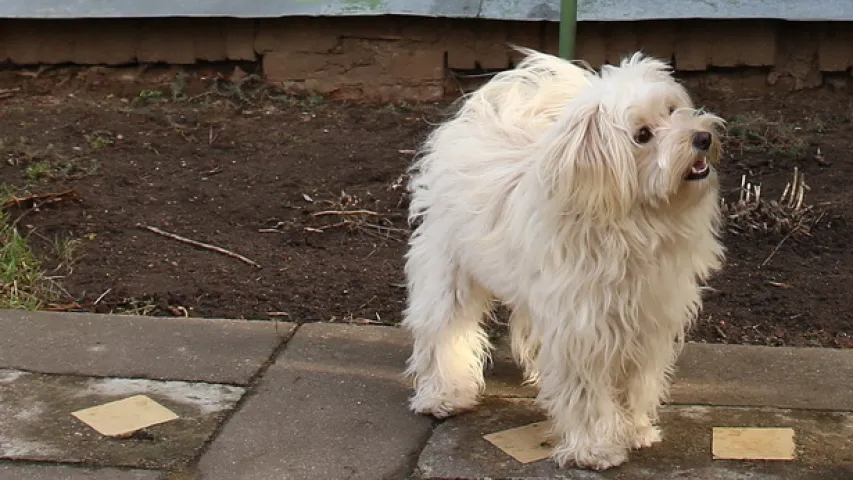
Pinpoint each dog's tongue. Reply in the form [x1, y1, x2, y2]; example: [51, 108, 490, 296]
[691, 158, 708, 174]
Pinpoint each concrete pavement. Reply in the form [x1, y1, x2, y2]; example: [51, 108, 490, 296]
[0, 310, 851, 479]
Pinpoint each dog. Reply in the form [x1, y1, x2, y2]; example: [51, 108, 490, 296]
[401, 48, 725, 471]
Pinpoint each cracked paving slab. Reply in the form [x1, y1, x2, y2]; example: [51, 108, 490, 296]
[417, 397, 853, 479]
[0, 369, 245, 470]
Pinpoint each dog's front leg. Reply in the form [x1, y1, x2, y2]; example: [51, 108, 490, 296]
[535, 337, 630, 471]
[621, 330, 680, 450]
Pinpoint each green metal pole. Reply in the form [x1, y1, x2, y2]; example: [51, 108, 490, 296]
[558, 0, 578, 59]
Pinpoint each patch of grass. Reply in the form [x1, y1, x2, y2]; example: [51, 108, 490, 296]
[3, 136, 100, 182]
[1, 136, 51, 166]
[111, 297, 158, 316]
[25, 161, 53, 181]
[50, 236, 83, 274]
[205, 74, 283, 105]
[0, 212, 48, 309]
[58, 158, 100, 178]
[379, 101, 414, 114]
[301, 94, 326, 109]
[131, 88, 169, 107]
[726, 113, 808, 157]
[268, 93, 327, 111]
[193, 72, 328, 110]
[170, 71, 190, 101]
[85, 130, 115, 150]
[125, 71, 330, 112]
[0, 188, 80, 309]
[22, 157, 99, 182]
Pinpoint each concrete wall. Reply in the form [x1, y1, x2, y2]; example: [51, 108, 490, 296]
[0, 16, 851, 101]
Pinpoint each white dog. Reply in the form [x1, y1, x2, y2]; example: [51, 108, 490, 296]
[401, 48, 725, 470]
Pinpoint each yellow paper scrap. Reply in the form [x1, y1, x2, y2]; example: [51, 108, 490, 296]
[71, 394, 179, 437]
[483, 421, 555, 464]
[712, 427, 796, 461]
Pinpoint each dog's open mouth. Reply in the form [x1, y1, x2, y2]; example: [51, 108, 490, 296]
[685, 157, 710, 181]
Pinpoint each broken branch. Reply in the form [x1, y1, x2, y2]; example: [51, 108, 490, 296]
[137, 224, 261, 269]
[2, 189, 79, 210]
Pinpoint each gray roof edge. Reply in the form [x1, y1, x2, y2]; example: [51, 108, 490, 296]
[0, 1, 851, 22]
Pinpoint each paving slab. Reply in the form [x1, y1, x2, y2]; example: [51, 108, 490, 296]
[483, 337, 538, 399]
[0, 369, 244, 470]
[484, 340, 853, 411]
[196, 323, 434, 480]
[0, 463, 164, 480]
[0, 310, 293, 385]
[671, 343, 853, 411]
[417, 397, 853, 479]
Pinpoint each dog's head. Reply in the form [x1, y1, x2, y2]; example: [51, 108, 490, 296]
[538, 53, 724, 220]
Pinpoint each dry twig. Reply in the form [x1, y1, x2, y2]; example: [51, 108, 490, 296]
[2, 189, 80, 210]
[166, 305, 189, 317]
[265, 191, 410, 241]
[0, 87, 21, 98]
[41, 302, 82, 312]
[759, 229, 797, 268]
[137, 224, 261, 269]
[312, 209, 379, 217]
[93, 288, 112, 305]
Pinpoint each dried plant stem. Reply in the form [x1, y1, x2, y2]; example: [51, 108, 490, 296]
[2, 189, 79, 209]
[312, 209, 379, 217]
[760, 229, 796, 268]
[137, 224, 261, 269]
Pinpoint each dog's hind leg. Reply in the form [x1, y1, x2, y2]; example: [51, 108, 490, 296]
[402, 234, 493, 419]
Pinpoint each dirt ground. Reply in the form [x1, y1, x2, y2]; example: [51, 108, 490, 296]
[0, 65, 851, 348]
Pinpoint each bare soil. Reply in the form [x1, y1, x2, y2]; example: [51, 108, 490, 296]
[0, 65, 851, 348]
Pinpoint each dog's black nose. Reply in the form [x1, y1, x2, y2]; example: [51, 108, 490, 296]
[692, 131, 712, 151]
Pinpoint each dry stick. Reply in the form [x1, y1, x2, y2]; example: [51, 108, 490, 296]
[2, 189, 78, 209]
[93, 288, 112, 305]
[10, 207, 36, 228]
[760, 228, 797, 268]
[311, 209, 379, 217]
[304, 221, 349, 233]
[137, 224, 261, 269]
[41, 302, 82, 312]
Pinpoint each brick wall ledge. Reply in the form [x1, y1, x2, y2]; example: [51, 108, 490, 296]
[0, 16, 851, 102]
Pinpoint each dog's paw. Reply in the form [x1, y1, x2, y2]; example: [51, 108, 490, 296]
[629, 425, 662, 450]
[552, 443, 629, 471]
[409, 393, 478, 419]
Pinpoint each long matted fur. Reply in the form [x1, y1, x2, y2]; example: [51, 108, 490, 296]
[402, 47, 725, 470]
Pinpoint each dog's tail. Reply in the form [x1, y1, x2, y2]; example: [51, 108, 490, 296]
[457, 47, 595, 134]
[506, 44, 596, 86]
[406, 48, 596, 227]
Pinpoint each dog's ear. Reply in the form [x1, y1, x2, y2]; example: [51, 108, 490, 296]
[538, 102, 637, 221]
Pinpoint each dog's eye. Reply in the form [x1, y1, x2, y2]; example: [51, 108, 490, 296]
[668, 106, 675, 114]
[635, 127, 653, 144]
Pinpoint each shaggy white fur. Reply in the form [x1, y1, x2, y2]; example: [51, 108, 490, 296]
[401, 47, 725, 470]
